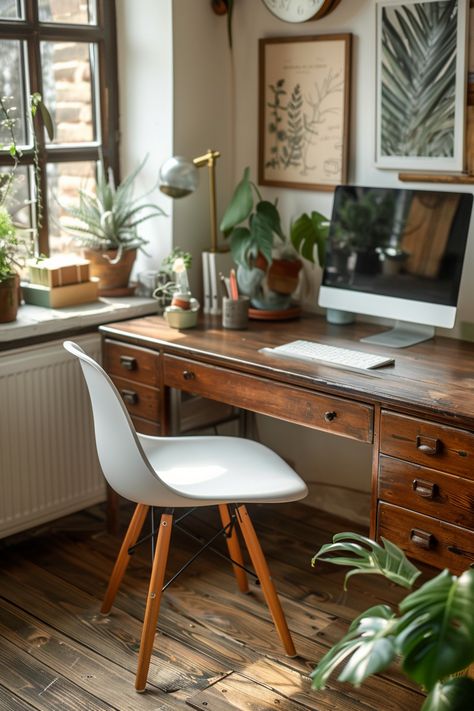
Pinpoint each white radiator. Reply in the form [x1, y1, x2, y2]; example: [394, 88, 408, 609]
[0, 334, 106, 538]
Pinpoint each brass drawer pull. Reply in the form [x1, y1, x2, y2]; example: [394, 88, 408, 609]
[416, 435, 441, 456]
[121, 389, 138, 405]
[410, 528, 434, 550]
[324, 411, 337, 422]
[183, 370, 196, 381]
[120, 355, 137, 371]
[412, 478, 438, 500]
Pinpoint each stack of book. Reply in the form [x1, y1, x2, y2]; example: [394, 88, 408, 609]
[202, 249, 234, 315]
[22, 256, 99, 308]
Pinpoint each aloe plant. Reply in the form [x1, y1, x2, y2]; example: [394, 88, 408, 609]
[65, 156, 166, 264]
[380, 0, 458, 158]
[311, 533, 474, 710]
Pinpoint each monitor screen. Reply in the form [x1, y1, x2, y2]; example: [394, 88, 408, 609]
[319, 186, 473, 330]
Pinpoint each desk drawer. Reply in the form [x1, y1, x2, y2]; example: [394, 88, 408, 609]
[104, 340, 159, 387]
[380, 411, 474, 477]
[110, 375, 159, 422]
[378, 502, 474, 574]
[378, 455, 474, 529]
[163, 355, 373, 443]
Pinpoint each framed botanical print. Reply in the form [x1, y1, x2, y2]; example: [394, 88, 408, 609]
[376, 0, 469, 171]
[258, 34, 352, 191]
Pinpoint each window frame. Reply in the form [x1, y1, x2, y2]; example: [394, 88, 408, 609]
[0, 0, 119, 255]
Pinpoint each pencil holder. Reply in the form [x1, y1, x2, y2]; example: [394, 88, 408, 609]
[222, 296, 249, 329]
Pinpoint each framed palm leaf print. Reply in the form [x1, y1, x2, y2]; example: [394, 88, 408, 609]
[376, 0, 469, 171]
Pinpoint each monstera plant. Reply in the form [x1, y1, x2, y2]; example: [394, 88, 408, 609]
[311, 533, 474, 711]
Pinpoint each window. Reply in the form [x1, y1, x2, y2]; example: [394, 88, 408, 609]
[0, 0, 118, 256]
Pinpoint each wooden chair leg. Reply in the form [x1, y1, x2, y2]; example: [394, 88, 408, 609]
[135, 511, 173, 693]
[101, 503, 149, 615]
[236, 505, 296, 657]
[218, 504, 249, 593]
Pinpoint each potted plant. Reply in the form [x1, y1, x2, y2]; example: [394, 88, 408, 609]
[153, 250, 199, 329]
[311, 533, 474, 710]
[220, 167, 328, 311]
[0, 93, 53, 322]
[65, 156, 166, 294]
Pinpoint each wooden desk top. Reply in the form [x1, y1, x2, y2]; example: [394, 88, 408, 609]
[100, 313, 474, 429]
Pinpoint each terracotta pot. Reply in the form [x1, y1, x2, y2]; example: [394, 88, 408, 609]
[0, 273, 20, 323]
[83, 248, 137, 293]
[267, 258, 302, 295]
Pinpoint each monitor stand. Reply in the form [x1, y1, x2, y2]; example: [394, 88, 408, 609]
[360, 321, 435, 348]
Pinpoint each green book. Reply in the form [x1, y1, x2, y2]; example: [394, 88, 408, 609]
[22, 279, 99, 308]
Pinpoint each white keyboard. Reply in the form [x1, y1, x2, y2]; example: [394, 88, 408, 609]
[262, 340, 394, 371]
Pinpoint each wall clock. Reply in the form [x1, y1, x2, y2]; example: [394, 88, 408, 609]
[261, 0, 341, 23]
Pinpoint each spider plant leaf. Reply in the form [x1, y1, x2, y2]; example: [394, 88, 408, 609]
[397, 569, 474, 691]
[311, 605, 397, 689]
[220, 166, 253, 234]
[421, 678, 474, 711]
[313, 533, 421, 590]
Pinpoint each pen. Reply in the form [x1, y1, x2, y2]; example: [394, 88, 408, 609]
[219, 272, 230, 298]
[229, 268, 239, 300]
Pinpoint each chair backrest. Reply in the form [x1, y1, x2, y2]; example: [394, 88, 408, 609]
[63, 341, 178, 505]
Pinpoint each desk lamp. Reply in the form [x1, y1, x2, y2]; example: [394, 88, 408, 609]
[159, 149, 233, 314]
[159, 149, 221, 253]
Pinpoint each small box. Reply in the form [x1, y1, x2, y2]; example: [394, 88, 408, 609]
[22, 278, 99, 308]
[28, 257, 90, 288]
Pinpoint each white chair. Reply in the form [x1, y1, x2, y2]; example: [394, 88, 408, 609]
[63, 341, 308, 692]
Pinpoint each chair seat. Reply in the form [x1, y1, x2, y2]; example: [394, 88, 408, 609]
[138, 434, 308, 505]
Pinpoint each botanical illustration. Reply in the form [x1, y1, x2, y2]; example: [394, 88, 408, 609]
[377, 0, 466, 170]
[260, 37, 349, 189]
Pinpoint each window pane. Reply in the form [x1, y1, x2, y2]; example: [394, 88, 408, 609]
[0, 40, 27, 147]
[0, 164, 32, 228]
[0, 0, 22, 20]
[47, 161, 96, 256]
[38, 0, 96, 24]
[41, 41, 98, 145]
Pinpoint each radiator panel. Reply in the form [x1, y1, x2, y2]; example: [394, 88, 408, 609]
[0, 335, 105, 537]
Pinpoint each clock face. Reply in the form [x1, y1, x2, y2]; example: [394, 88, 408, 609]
[261, 0, 337, 23]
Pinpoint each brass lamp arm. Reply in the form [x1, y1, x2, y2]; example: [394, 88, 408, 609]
[193, 149, 220, 252]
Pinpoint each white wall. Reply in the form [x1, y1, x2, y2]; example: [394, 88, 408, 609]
[116, 0, 174, 278]
[117, 0, 474, 523]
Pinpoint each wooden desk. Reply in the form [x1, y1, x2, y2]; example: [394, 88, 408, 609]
[99, 313, 474, 573]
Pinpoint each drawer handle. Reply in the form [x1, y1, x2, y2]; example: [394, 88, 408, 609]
[120, 355, 137, 371]
[324, 411, 337, 422]
[121, 389, 138, 405]
[183, 370, 196, 381]
[410, 528, 435, 550]
[412, 478, 438, 500]
[447, 545, 466, 557]
[416, 435, 441, 456]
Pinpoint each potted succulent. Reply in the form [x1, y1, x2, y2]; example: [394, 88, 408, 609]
[220, 167, 328, 311]
[311, 533, 474, 710]
[153, 250, 199, 329]
[65, 156, 166, 294]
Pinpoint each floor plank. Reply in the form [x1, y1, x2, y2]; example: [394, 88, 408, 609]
[0, 502, 425, 710]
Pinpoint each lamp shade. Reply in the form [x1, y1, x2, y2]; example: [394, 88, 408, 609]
[159, 156, 199, 198]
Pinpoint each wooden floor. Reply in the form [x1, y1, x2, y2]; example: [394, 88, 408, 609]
[0, 502, 426, 710]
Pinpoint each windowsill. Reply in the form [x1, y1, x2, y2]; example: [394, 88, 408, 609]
[0, 296, 158, 347]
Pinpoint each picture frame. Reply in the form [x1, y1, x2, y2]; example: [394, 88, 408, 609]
[258, 34, 352, 192]
[376, 0, 469, 172]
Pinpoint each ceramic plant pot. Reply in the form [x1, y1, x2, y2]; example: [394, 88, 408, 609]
[0, 273, 20, 323]
[83, 248, 137, 294]
[266, 258, 302, 294]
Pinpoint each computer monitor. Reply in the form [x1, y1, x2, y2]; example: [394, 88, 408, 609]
[318, 185, 473, 347]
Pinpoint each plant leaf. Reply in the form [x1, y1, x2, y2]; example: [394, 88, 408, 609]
[290, 211, 329, 266]
[397, 569, 474, 691]
[256, 200, 284, 240]
[421, 677, 474, 711]
[312, 532, 421, 590]
[311, 605, 397, 689]
[220, 166, 253, 234]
